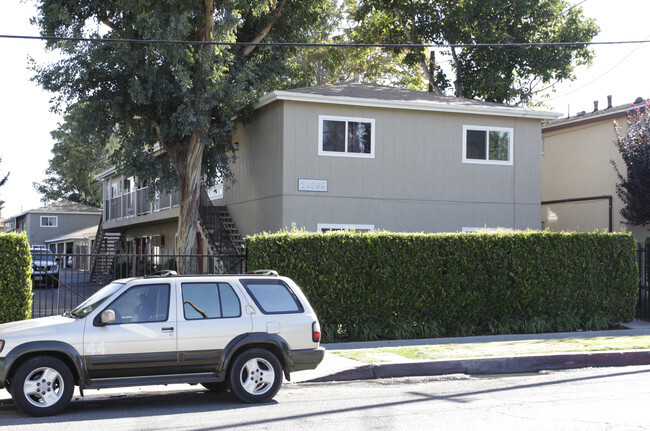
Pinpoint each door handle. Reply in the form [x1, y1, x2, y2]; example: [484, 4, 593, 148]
[162, 327, 174, 333]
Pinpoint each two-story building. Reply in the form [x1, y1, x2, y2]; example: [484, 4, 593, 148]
[541, 96, 650, 242]
[96, 82, 558, 260]
[2, 200, 102, 252]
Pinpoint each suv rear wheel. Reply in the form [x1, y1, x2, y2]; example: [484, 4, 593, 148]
[228, 348, 282, 403]
[10, 356, 74, 417]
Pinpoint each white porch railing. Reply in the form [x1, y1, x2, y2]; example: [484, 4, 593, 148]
[105, 186, 180, 221]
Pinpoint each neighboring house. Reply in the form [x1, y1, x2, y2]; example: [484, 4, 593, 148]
[2, 200, 102, 250]
[96, 82, 557, 260]
[45, 225, 97, 268]
[541, 96, 650, 242]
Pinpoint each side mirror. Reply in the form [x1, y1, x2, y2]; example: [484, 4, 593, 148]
[101, 309, 116, 324]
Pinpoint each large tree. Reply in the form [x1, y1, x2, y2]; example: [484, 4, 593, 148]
[34, 104, 111, 208]
[32, 0, 330, 272]
[353, 0, 599, 104]
[284, 0, 422, 88]
[612, 101, 650, 226]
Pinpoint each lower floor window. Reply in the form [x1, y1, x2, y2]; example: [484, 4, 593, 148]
[317, 223, 375, 233]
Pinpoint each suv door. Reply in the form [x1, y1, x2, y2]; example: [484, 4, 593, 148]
[83, 282, 177, 378]
[176, 280, 252, 373]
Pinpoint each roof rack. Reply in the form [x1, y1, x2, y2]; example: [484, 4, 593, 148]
[145, 270, 178, 278]
[246, 269, 279, 276]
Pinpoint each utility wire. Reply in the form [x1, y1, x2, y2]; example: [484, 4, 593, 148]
[0, 33, 648, 49]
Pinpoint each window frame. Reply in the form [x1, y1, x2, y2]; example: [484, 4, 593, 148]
[318, 115, 376, 159]
[102, 283, 171, 325]
[317, 223, 375, 233]
[40, 216, 58, 228]
[180, 281, 242, 320]
[462, 125, 514, 166]
[239, 279, 304, 315]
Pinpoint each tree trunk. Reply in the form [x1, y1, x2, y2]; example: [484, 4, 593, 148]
[174, 133, 205, 274]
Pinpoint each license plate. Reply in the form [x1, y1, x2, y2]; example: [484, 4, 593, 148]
[33, 276, 43, 281]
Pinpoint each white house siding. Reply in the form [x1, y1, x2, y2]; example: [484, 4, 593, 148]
[224, 98, 543, 236]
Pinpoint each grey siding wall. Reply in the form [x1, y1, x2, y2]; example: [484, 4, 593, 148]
[225, 100, 542, 236]
[27, 213, 101, 246]
[225, 104, 285, 235]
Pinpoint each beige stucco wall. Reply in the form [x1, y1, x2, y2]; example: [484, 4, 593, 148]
[225, 99, 544, 236]
[542, 115, 650, 242]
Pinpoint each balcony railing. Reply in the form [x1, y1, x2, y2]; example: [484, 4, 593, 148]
[105, 186, 180, 221]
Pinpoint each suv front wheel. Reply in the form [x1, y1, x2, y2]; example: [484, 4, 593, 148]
[228, 348, 282, 403]
[10, 356, 74, 417]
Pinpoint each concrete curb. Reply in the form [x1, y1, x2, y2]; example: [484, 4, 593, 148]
[305, 349, 650, 383]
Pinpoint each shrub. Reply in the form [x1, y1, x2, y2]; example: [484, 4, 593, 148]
[247, 229, 638, 342]
[0, 232, 32, 323]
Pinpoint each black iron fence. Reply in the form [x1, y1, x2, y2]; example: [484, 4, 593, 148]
[30, 251, 246, 318]
[637, 243, 650, 319]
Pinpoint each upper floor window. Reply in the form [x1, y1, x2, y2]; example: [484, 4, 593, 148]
[319, 115, 375, 158]
[462, 125, 513, 165]
[40, 216, 58, 227]
[317, 223, 375, 233]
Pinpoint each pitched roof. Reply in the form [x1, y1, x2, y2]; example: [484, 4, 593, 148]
[542, 98, 647, 132]
[7, 200, 102, 219]
[257, 82, 559, 120]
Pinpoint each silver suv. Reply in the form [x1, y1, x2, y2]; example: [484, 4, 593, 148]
[0, 271, 324, 416]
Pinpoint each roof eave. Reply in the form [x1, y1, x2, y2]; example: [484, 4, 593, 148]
[256, 91, 561, 120]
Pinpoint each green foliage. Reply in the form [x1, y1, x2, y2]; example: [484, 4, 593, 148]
[0, 232, 32, 323]
[247, 230, 638, 342]
[612, 101, 650, 226]
[284, 0, 422, 89]
[31, 0, 332, 265]
[34, 104, 109, 207]
[353, 0, 599, 104]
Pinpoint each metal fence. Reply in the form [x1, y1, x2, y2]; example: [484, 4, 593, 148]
[637, 243, 650, 318]
[31, 251, 246, 318]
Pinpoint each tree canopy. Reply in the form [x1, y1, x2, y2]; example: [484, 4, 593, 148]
[32, 0, 332, 272]
[612, 101, 650, 226]
[34, 104, 110, 208]
[353, 0, 599, 104]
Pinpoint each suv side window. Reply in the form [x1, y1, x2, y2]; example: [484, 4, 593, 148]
[181, 282, 242, 319]
[240, 279, 304, 314]
[107, 283, 170, 324]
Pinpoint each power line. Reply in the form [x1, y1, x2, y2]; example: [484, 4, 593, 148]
[0, 33, 648, 49]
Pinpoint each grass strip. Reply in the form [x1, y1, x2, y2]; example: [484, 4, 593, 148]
[333, 336, 650, 363]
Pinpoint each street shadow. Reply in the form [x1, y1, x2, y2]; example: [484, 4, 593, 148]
[1, 367, 649, 427]
[0, 387, 271, 426]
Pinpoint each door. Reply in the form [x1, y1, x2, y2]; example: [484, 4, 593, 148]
[83, 282, 178, 378]
[176, 281, 252, 373]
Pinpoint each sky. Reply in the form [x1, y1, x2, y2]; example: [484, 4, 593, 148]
[1, 0, 649, 219]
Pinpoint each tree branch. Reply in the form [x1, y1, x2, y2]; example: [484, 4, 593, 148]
[242, 0, 289, 57]
[394, 6, 442, 95]
[450, 46, 463, 98]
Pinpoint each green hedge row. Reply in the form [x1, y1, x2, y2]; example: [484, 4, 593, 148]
[0, 232, 32, 324]
[246, 230, 638, 342]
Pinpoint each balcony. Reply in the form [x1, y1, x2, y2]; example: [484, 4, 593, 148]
[105, 186, 180, 222]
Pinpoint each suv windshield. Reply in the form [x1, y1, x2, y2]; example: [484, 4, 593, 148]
[69, 282, 125, 317]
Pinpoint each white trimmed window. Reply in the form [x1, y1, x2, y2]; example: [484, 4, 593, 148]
[319, 115, 375, 158]
[40, 216, 58, 227]
[317, 223, 375, 233]
[462, 125, 513, 165]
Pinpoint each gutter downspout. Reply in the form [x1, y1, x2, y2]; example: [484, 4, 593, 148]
[541, 195, 613, 232]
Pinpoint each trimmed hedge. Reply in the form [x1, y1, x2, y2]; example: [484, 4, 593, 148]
[0, 232, 32, 323]
[246, 229, 638, 342]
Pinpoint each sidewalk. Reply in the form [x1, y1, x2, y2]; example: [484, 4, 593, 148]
[290, 319, 650, 383]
